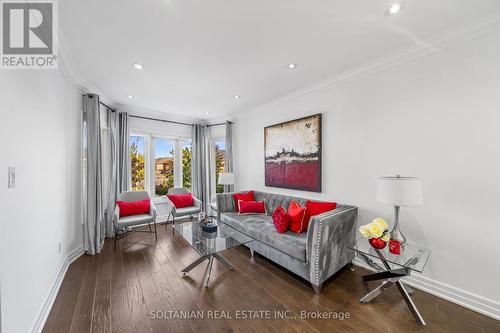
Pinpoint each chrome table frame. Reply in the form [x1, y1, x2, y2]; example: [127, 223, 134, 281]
[181, 253, 235, 288]
[358, 248, 426, 326]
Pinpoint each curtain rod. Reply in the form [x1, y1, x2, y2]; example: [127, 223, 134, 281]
[83, 94, 231, 127]
[130, 114, 194, 127]
[130, 115, 233, 127]
[82, 94, 117, 112]
[207, 122, 229, 127]
[99, 101, 116, 112]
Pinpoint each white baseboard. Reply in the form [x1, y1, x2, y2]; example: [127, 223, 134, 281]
[30, 245, 85, 333]
[353, 258, 500, 321]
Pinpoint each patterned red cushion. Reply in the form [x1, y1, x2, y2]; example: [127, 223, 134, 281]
[238, 200, 267, 214]
[167, 193, 194, 208]
[272, 206, 290, 234]
[116, 199, 150, 217]
[233, 191, 255, 213]
[288, 200, 307, 233]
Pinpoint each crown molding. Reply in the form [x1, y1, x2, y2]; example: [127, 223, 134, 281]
[116, 104, 203, 124]
[58, 34, 117, 107]
[232, 11, 500, 119]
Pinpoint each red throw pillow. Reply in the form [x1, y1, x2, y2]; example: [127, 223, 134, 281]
[116, 199, 150, 217]
[272, 206, 290, 234]
[305, 200, 337, 226]
[238, 200, 267, 215]
[233, 191, 255, 213]
[288, 200, 307, 233]
[167, 193, 194, 208]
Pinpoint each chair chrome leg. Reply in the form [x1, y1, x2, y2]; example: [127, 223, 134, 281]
[172, 214, 175, 235]
[154, 220, 158, 242]
[250, 249, 255, 257]
[165, 212, 170, 229]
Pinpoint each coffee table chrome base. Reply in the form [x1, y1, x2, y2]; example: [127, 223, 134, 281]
[181, 253, 235, 288]
[359, 249, 426, 326]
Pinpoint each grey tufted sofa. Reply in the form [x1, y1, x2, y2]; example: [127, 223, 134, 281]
[216, 190, 357, 294]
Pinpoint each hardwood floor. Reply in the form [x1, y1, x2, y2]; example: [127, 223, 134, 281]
[43, 224, 500, 333]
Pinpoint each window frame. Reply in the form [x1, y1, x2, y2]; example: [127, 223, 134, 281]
[210, 136, 226, 201]
[129, 131, 191, 197]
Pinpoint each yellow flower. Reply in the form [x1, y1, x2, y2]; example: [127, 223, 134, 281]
[372, 218, 388, 231]
[359, 224, 372, 238]
[382, 233, 390, 242]
[369, 223, 383, 238]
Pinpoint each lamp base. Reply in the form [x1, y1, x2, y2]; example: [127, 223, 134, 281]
[390, 206, 407, 247]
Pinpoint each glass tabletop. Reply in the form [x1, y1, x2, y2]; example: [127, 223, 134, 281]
[174, 220, 253, 257]
[349, 237, 431, 273]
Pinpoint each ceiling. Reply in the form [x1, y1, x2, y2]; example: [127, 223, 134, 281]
[61, 0, 500, 120]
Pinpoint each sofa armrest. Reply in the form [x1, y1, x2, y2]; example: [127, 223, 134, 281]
[306, 206, 357, 287]
[193, 197, 202, 210]
[216, 192, 236, 220]
[163, 196, 176, 214]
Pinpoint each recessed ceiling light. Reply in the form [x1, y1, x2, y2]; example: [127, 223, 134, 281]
[386, 2, 402, 16]
[205, 111, 209, 115]
[233, 95, 240, 99]
[287, 63, 297, 70]
[126, 94, 134, 99]
[132, 63, 144, 70]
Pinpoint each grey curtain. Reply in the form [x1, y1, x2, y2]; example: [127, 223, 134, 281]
[118, 112, 130, 192]
[83, 94, 104, 255]
[104, 110, 119, 238]
[191, 124, 211, 211]
[103, 110, 129, 238]
[224, 121, 234, 192]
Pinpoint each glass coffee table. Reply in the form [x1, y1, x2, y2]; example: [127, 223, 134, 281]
[349, 238, 431, 326]
[174, 220, 253, 288]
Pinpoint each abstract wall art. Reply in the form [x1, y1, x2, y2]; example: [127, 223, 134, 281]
[264, 114, 322, 192]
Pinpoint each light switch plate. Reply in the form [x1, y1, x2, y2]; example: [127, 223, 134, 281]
[8, 167, 15, 188]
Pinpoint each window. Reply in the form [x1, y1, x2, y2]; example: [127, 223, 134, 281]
[181, 141, 192, 190]
[214, 139, 225, 194]
[154, 138, 175, 195]
[129, 133, 191, 196]
[130, 135, 146, 190]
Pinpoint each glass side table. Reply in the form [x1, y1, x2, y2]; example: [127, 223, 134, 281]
[349, 237, 431, 326]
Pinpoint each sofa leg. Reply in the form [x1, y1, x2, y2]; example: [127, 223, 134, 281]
[250, 249, 254, 257]
[312, 283, 323, 295]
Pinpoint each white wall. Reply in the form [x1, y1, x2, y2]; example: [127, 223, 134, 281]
[0, 69, 83, 332]
[233, 31, 500, 315]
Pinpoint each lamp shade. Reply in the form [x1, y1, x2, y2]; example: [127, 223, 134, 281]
[377, 176, 423, 206]
[218, 172, 235, 185]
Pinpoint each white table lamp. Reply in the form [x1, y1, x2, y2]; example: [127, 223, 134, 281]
[377, 175, 423, 246]
[218, 172, 235, 186]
